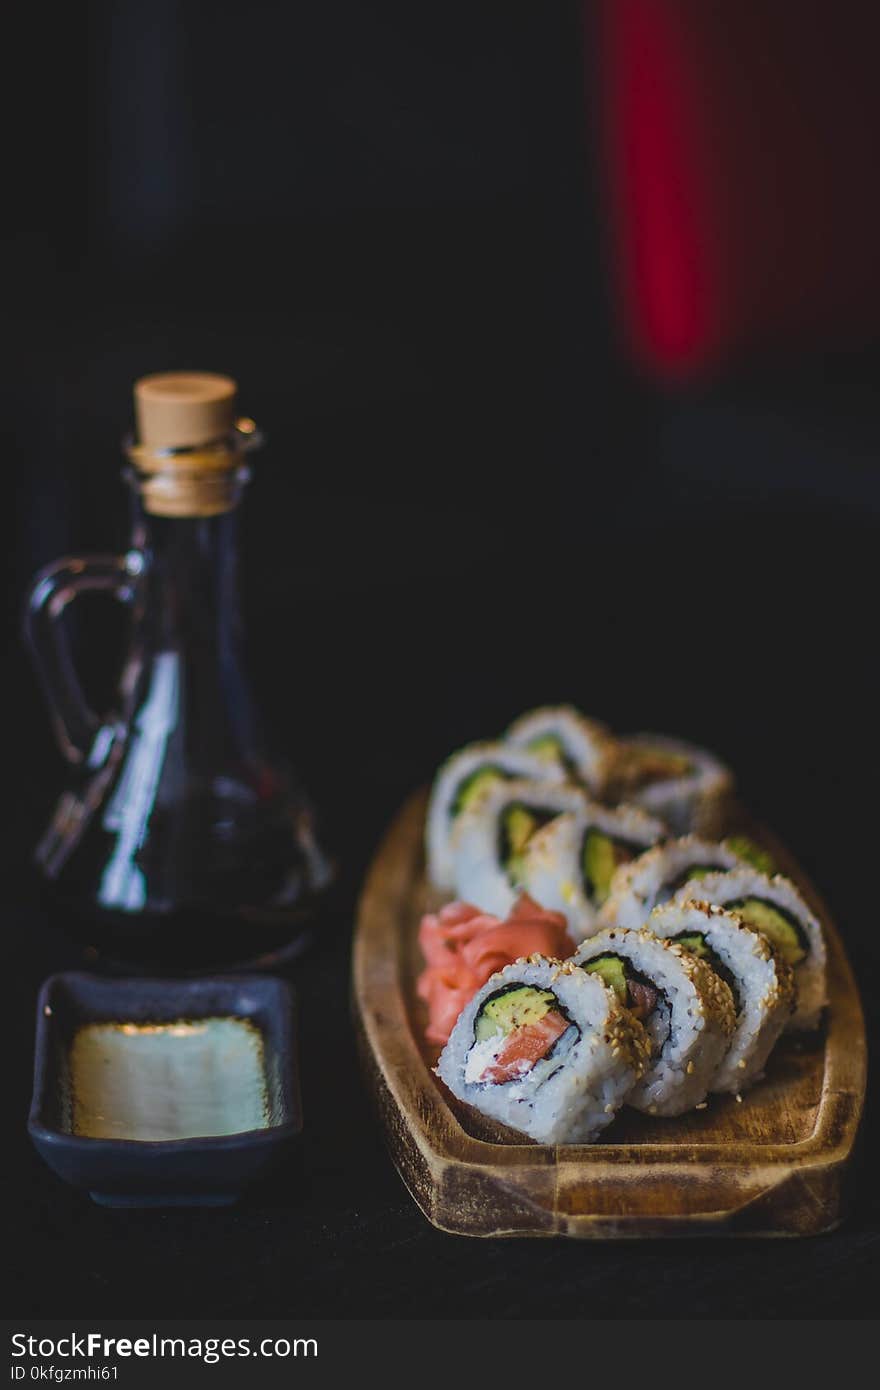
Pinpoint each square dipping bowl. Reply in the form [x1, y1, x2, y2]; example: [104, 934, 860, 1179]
[28, 972, 301, 1207]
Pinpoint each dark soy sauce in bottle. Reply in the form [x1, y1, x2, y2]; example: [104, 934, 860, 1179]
[24, 372, 333, 970]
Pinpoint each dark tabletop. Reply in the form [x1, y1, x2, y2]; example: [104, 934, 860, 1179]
[4, 0, 879, 1319]
[6, 368, 879, 1316]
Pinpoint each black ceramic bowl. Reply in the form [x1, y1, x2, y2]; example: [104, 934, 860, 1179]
[28, 972, 302, 1207]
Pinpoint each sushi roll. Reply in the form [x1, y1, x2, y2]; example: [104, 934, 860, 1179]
[451, 778, 590, 917]
[571, 928, 736, 1116]
[436, 955, 650, 1144]
[669, 865, 827, 1030]
[648, 901, 795, 1093]
[599, 835, 742, 929]
[426, 740, 565, 890]
[608, 733, 734, 836]
[517, 801, 667, 942]
[505, 705, 615, 797]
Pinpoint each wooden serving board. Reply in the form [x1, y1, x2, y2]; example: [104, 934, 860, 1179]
[353, 790, 866, 1239]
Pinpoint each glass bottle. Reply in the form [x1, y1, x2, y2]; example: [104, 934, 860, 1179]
[24, 372, 334, 969]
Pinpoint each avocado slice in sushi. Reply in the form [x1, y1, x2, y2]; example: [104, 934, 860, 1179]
[581, 829, 646, 907]
[525, 734, 566, 764]
[523, 732, 582, 780]
[474, 984, 558, 1040]
[500, 803, 561, 884]
[725, 897, 808, 967]
[580, 954, 661, 1023]
[673, 930, 712, 959]
[471, 984, 575, 1086]
[581, 953, 628, 1005]
[449, 764, 509, 819]
[725, 835, 777, 876]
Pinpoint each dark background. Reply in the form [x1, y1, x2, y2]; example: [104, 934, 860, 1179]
[3, 0, 878, 1316]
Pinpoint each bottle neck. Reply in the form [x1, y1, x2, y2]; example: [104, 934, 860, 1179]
[127, 497, 267, 773]
[138, 507, 244, 650]
[120, 429, 272, 779]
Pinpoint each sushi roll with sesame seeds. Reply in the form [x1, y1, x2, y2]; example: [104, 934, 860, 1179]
[436, 955, 650, 1144]
[450, 778, 590, 917]
[425, 741, 567, 890]
[607, 733, 734, 836]
[668, 866, 827, 1030]
[648, 901, 795, 1092]
[599, 836, 743, 930]
[571, 928, 736, 1116]
[505, 705, 615, 798]
[517, 801, 667, 942]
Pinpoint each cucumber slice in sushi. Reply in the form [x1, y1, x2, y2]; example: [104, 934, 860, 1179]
[572, 929, 736, 1117]
[649, 901, 795, 1092]
[437, 956, 650, 1144]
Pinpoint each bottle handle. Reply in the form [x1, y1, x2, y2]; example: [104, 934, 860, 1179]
[23, 552, 143, 764]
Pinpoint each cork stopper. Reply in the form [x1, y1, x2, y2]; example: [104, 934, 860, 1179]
[134, 371, 237, 449]
[127, 371, 257, 518]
